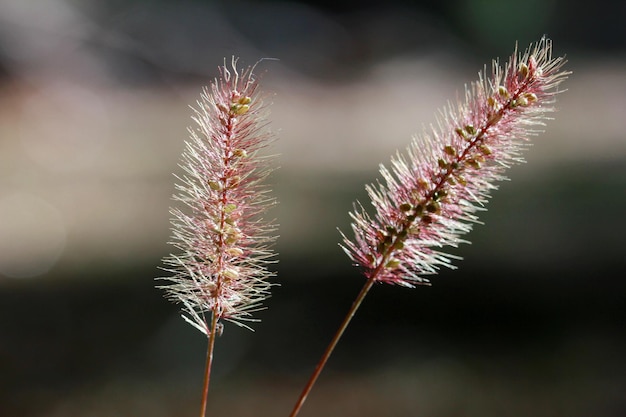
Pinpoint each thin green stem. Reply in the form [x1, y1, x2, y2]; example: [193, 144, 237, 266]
[199, 313, 219, 417]
[288, 274, 378, 417]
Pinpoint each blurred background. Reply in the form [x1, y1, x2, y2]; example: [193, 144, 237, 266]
[0, 0, 624, 416]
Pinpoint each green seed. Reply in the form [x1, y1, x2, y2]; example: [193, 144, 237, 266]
[444, 145, 456, 156]
[426, 201, 440, 213]
[399, 203, 412, 212]
[465, 124, 477, 135]
[466, 159, 481, 169]
[392, 240, 405, 250]
[478, 144, 492, 155]
[519, 63, 530, 78]
[385, 259, 401, 269]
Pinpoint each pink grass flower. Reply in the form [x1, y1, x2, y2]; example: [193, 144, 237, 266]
[159, 58, 277, 334]
[289, 38, 569, 417]
[341, 37, 569, 287]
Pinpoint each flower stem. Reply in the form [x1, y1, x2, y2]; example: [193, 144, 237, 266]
[199, 313, 219, 417]
[288, 273, 379, 417]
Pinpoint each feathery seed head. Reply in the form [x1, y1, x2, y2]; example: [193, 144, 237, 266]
[159, 58, 277, 334]
[341, 38, 569, 287]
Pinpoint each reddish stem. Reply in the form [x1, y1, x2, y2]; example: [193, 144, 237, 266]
[288, 273, 379, 417]
[199, 313, 219, 417]
[198, 92, 235, 417]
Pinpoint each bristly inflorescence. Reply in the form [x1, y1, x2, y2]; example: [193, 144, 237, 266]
[341, 37, 569, 287]
[159, 58, 277, 333]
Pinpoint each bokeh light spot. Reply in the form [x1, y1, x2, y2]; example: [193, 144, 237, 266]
[0, 193, 67, 278]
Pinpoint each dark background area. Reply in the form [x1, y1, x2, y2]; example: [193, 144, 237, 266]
[0, 0, 625, 416]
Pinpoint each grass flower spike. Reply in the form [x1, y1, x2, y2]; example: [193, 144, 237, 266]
[159, 58, 277, 417]
[289, 38, 569, 416]
[342, 37, 567, 286]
